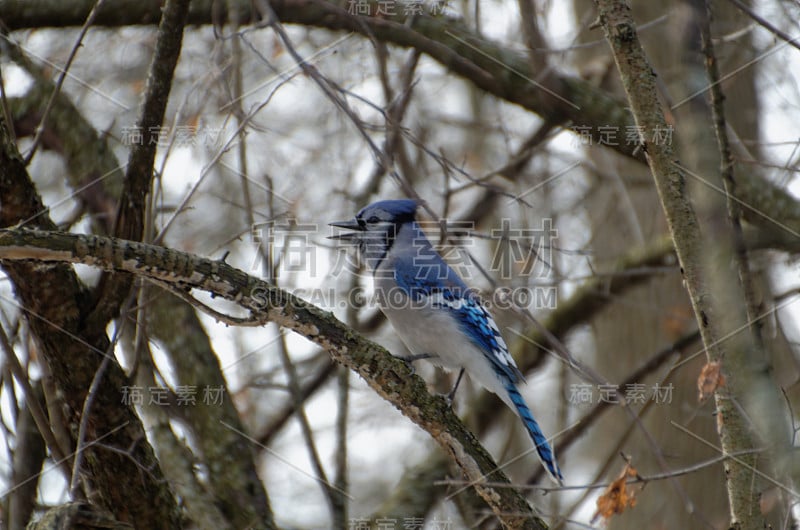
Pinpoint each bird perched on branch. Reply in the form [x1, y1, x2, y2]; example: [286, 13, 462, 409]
[330, 199, 563, 483]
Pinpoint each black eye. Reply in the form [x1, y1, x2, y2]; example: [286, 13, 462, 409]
[367, 216, 380, 224]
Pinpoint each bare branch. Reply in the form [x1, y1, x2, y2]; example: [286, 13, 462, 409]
[3, 0, 800, 241]
[22, 0, 108, 165]
[143, 288, 276, 528]
[0, 326, 72, 480]
[7, 381, 47, 530]
[88, 0, 192, 328]
[726, 0, 800, 53]
[0, 227, 548, 529]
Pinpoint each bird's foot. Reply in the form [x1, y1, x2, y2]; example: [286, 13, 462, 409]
[439, 390, 456, 407]
[398, 353, 434, 375]
[440, 368, 465, 407]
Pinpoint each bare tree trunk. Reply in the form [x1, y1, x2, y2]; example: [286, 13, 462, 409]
[569, 2, 727, 527]
[593, 1, 795, 528]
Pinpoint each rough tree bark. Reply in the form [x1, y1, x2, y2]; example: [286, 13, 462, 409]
[592, 0, 795, 527]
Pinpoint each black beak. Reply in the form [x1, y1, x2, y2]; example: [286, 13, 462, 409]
[328, 218, 363, 240]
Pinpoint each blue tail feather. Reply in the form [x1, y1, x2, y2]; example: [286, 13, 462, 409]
[506, 384, 563, 484]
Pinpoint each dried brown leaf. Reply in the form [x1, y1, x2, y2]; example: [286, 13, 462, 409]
[592, 462, 640, 524]
[698, 361, 725, 402]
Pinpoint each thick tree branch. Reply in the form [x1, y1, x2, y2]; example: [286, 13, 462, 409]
[0, 116, 179, 528]
[3, 0, 800, 244]
[0, 228, 549, 530]
[145, 289, 276, 529]
[87, 0, 191, 329]
[8, 382, 47, 530]
[7, 27, 276, 526]
[4, 39, 123, 234]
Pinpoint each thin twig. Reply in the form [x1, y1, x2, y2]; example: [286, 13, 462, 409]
[69, 358, 110, 498]
[333, 366, 350, 526]
[0, 325, 73, 480]
[670, 421, 800, 498]
[252, 0, 391, 175]
[154, 73, 293, 244]
[437, 449, 763, 493]
[23, 0, 108, 165]
[151, 278, 265, 326]
[69, 292, 136, 498]
[726, 0, 800, 52]
[508, 306, 699, 514]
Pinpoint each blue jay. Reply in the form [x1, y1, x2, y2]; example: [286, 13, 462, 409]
[330, 199, 563, 483]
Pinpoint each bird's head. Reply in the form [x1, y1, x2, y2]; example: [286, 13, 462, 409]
[329, 199, 419, 271]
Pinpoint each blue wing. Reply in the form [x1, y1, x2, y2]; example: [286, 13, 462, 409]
[393, 251, 523, 384]
[392, 241, 563, 483]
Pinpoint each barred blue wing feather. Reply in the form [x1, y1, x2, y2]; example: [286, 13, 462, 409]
[429, 290, 524, 385]
[430, 289, 563, 483]
[393, 255, 520, 379]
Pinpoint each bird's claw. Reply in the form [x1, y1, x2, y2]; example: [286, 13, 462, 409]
[440, 390, 456, 407]
[403, 359, 417, 376]
[398, 353, 434, 375]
